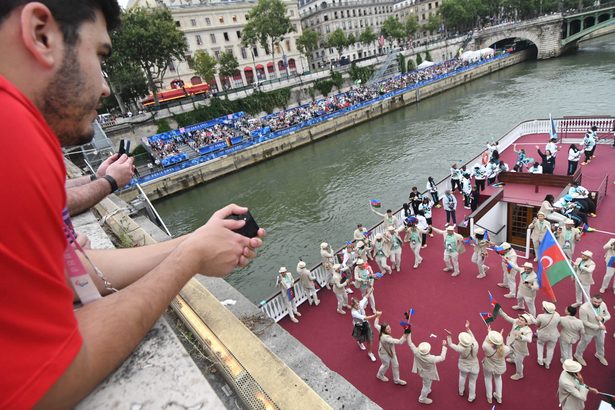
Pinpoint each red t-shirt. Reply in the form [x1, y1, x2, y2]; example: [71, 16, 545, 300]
[0, 75, 82, 408]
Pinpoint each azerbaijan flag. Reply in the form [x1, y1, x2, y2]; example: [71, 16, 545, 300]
[536, 229, 574, 302]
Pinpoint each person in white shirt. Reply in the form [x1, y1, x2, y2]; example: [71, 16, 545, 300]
[450, 164, 462, 193]
[418, 198, 434, 236]
[426, 176, 441, 208]
[446, 321, 479, 402]
[546, 137, 559, 158]
[574, 295, 610, 367]
[320, 242, 335, 290]
[528, 162, 543, 174]
[275, 267, 301, 323]
[581, 131, 595, 165]
[600, 238, 615, 294]
[353, 223, 368, 242]
[350, 288, 378, 362]
[416, 212, 430, 248]
[559, 305, 585, 362]
[461, 172, 472, 209]
[567, 144, 582, 176]
[486, 161, 498, 185]
[472, 163, 487, 192]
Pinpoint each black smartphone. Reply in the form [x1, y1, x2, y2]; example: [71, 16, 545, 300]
[124, 140, 131, 155]
[118, 139, 125, 156]
[226, 211, 260, 238]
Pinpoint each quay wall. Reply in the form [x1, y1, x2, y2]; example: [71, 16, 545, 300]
[121, 50, 531, 203]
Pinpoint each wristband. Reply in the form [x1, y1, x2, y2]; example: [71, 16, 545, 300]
[90, 174, 97, 181]
[103, 175, 119, 192]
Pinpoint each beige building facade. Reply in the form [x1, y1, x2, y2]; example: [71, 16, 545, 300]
[392, 0, 441, 40]
[128, 0, 308, 92]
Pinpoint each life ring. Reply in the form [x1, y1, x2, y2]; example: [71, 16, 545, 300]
[482, 151, 489, 165]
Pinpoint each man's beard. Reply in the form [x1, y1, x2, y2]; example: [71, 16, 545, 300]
[42, 46, 98, 147]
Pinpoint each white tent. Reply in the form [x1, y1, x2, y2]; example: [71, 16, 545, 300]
[417, 60, 435, 69]
[460, 50, 481, 63]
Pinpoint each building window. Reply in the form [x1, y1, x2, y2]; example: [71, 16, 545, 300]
[275, 44, 281, 54]
[324, 15, 329, 21]
[196, 35, 202, 45]
[236, 30, 241, 39]
[214, 50, 221, 59]
[219, 16, 224, 23]
[175, 20, 181, 27]
[428, 3, 432, 9]
[168, 60, 176, 72]
[253, 47, 259, 57]
[210, 33, 217, 44]
[191, 18, 197, 26]
[223, 32, 230, 41]
[205, 17, 211, 25]
[232, 15, 237, 22]
[292, 23, 297, 31]
[286, 40, 291, 52]
[241, 47, 248, 59]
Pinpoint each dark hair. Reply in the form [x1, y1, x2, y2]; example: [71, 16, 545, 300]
[569, 144, 578, 152]
[544, 194, 555, 203]
[0, 0, 120, 45]
[566, 305, 577, 316]
[379, 322, 389, 336]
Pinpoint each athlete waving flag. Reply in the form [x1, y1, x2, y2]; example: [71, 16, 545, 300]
[536, 229, 575, 301]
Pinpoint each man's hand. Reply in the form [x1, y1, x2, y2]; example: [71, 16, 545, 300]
[96, 153, 119, 178]
[74, 233, 91, 250]
[104, 154, 135, 188]
[179, 204, 265, 277]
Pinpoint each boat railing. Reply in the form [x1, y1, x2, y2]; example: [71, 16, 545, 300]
[258, 117, 612, 322]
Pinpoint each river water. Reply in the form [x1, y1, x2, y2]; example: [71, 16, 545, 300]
[155, 34, 615, 304]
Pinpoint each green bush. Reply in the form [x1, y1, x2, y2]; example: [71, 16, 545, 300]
[416, 53, 423, 66]
[398, 53, 406, 74]
[330, 71, 344, 91]
[155, 118, 172, 133]
[313, 79, 333, 97]
[425, 50, 432, 61]
[407, 58, 416, 72]
[349, 62, 374, 85]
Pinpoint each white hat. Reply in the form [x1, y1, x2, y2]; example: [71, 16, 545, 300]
[523, 262, 533, 269]
[488, 331, 503, 346]
[320, 242, 328, 249]
[332, 263, 341, 271]
[357, 241, 365, 248]
[520, 313, 533, 324]
[446, 225, 455, 231]
[297, 261, 306, 269]
[458, 332, 473, 347]
[387, 225, 395, 231]
[542, 301, 556, 314]
[474, 227, 485, 235]
[562, 359, 582, 373]
[581, 250, 593, 258]
[537, 211, 545, 217]
[473, 163, 481, 169]
[375, 233, 383, 240]
[564, 219, 574, 225]
[418, 342, 431, 355]
[501, 242, 511, 250]
[356, 258, 365, 266]
[279, 266, 288, 273]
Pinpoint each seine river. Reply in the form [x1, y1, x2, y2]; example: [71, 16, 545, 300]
[155, 34, 615, 303]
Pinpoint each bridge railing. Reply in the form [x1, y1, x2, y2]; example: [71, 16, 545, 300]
[258, 116, 613, 322]
[563, 0, 615, 16]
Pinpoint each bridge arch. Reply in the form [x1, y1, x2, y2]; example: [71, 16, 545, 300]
[477, 33, 540, 59]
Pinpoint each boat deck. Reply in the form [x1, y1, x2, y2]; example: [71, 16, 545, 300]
[280, 132, 615, 409]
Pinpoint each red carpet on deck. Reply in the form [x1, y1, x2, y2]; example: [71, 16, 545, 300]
[281, 133, 615, 409]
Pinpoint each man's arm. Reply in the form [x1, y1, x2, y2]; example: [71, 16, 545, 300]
[65, 175, 93, 188]
[37, 204, 264, 408]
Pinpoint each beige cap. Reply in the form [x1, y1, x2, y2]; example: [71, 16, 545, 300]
[375, 233, 383, 239]
[458, 332, 473, 347]
[446, 225, 455, 231]
[537, 211, 546, 217]
[581, 250, 593, 258]
[279, 267, 288, 273]
[320, 242, 328, 249]
[356, 258, 365, 266]
[387, 226, 395, 231]
[418, 342, 431, 355]
[501, 242, 511, 250]
[542, 301, 556, 314]
[520, 313, 533, 324]
[565, 219, 574, 225]
[332, 263, 341, 271]
[523, 262, 533, 269]
[474, 227, 485, 235]
[488, 331, 503, 346]
[297, 261, 306, 269]
[562, 359, 582, 373]
[357, 241, 365, 248]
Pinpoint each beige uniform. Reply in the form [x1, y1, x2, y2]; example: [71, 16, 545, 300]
[600, 238, 615, 293]
[320, 247, 335, 287]
[471, 238, 491, 278]
[536, 312, 561, 367]
[386, 229, 404, 271]
[372, 239, 392, 275]
[557, 371, 589, 410]
[557, 227, 581, 259]
[298, 266, 319, 306]
[375, 319, 407, 383]
[501, 249, 519, 296]
[529, 218, 551, 254]
[276, 273, 298, 320]
[573, 258, 596, 305]
[559, 315, 585, 361]
[512, 264, 539, 317]
[540, 200, 567, 223]
[432, 227, 465, 276]
[354, 265, 376, 312]
[500, 310, 533, 377]
[408, 337, 447, 402]
[576, 301, 610, 360]
[482, 338, 511, 402]
[448, 336, 479, 401]
[404, 226, 425, 268]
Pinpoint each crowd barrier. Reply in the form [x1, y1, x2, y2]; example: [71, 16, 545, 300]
[127, 53, 511, 188]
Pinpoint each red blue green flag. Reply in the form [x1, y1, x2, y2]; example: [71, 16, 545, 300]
[536, 229, 575, 302]
[370, 199, 382, 208]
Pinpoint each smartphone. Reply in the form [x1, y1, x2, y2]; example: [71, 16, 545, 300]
[118, 139, 125, 156]
[226, 211, 260, 238]
[124, 140, 131, 155]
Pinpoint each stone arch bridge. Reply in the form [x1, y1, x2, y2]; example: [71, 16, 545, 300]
[472, 2, 615, 59]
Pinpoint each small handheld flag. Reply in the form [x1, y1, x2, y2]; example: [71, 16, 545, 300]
[493, 245, 508, 255]
[286, 287, 295, 301]
[463, 237, 475, 245]
[608, 256, 615, 268]
[400, 308, 415, 329]
[370, 199, 382, 208]
[374, 272, 384, 279]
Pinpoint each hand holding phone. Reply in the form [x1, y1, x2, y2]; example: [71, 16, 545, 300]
[226, 211, 260, 238]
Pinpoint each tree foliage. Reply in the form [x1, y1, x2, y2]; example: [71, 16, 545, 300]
[425, 49, 433, 61]
[359, 27, 377, 46]
[218, 51, 239, 80]
[192, 50, 217, 84]
[416, 52, 423, 66]
[112, 7, 188, 105]
[313, 78, 333, 96]
[349, 62, 374, 84]
[327, 28, 348, 57]
[407, 58, 416, 72]
[244, 0, 293, 78]
[398, 53, 406, 74]
[381, 16, 405, 45]
[425, 13, 442, 33]
[296, 28, 320, 59]
[404, 16, 419, 38]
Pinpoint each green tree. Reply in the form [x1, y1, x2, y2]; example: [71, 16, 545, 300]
[218, 51, 239, 88]
[404, 16, 419, 39]
[347, 33, 356, 47]
[327, 28, 348, 59]
[241, 23, 260, 82]
[330, 70, 344, 90]
[112, 7, 188, 105]
[244, 0, 293, 79]
[192, 50, 217, 84]
[407, 58, 416, 72]
[416, 52, 423, 66]
[359, 27, 377, 48]
[425, 49, 432, 61]
[425, 13, 442, 34]
[296, 28, 320, 69]
[397, 53, 406, 74]
[381, 16, 405, 47]
[349, 62, 373, 84]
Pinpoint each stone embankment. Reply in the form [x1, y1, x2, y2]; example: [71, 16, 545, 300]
[120, 50, 532, 203]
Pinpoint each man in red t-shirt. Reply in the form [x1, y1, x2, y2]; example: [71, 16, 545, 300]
[0, 2, 264, 408]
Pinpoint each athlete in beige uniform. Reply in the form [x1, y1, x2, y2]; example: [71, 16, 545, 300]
[446, 321, 479, 402]
[535, 301, 560, 369]
[374, 315, 408, 386]
[407, 334, 447, 405]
